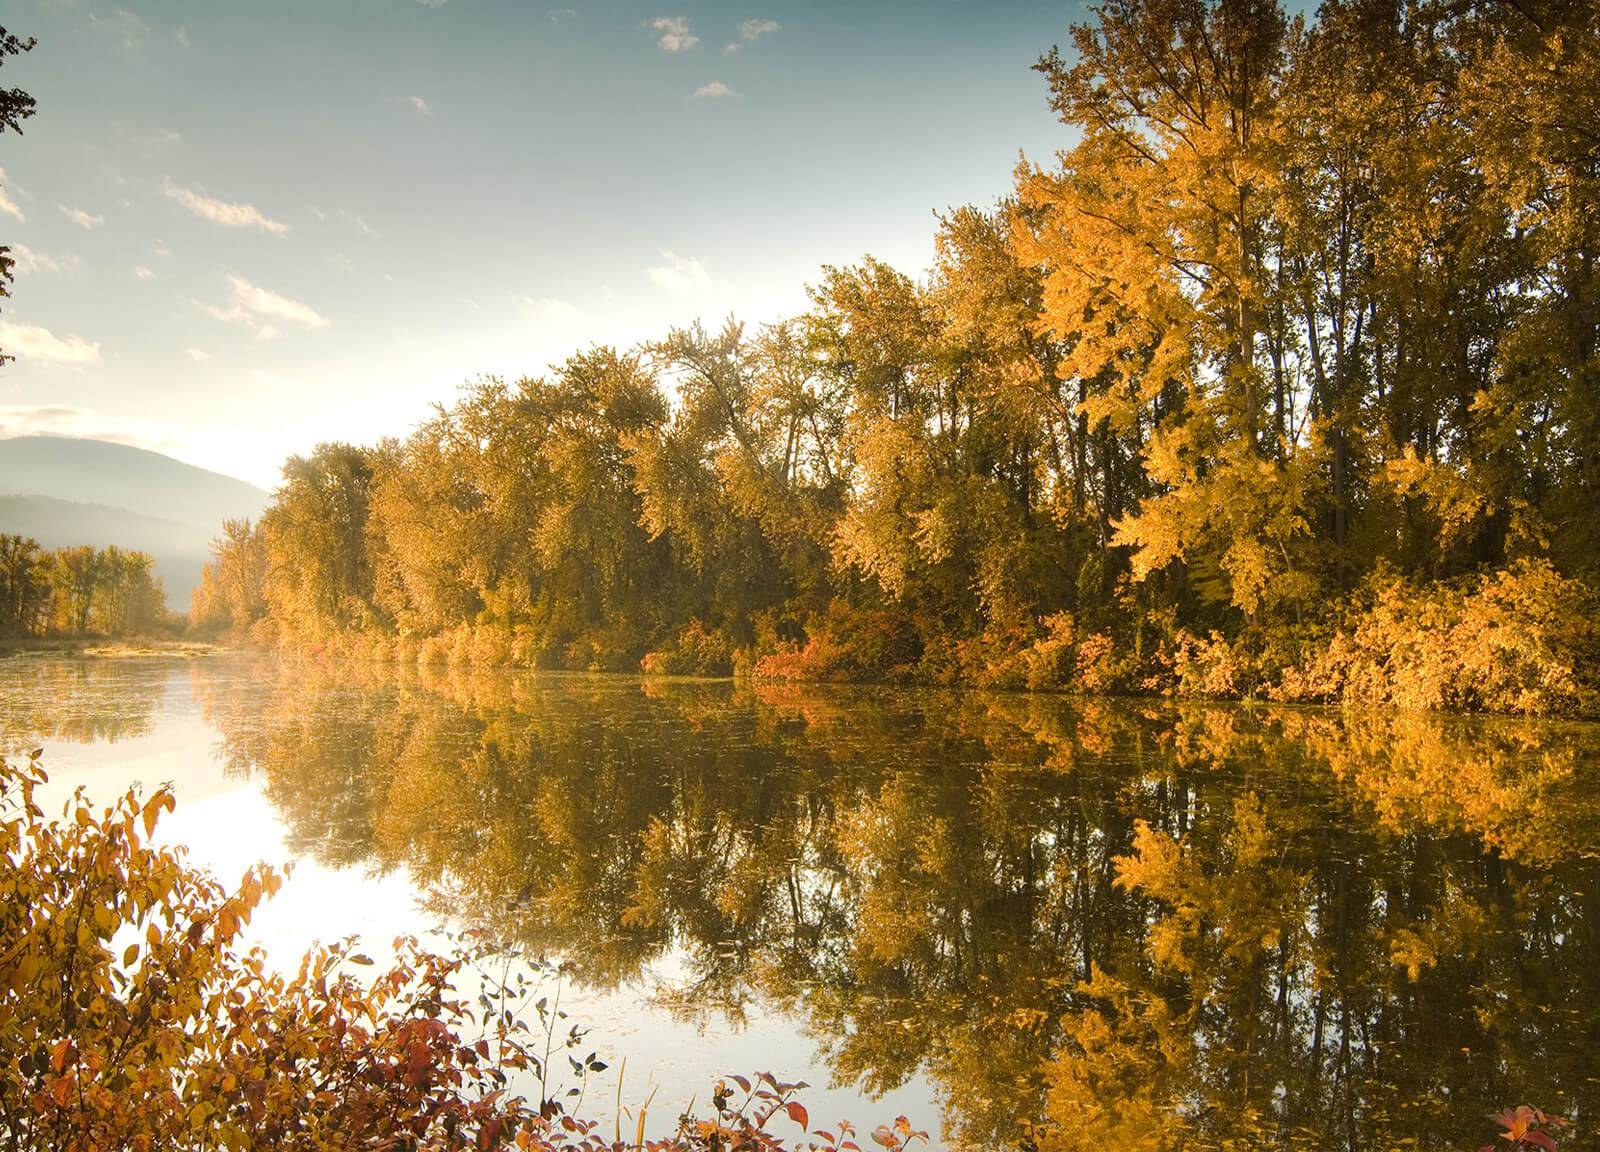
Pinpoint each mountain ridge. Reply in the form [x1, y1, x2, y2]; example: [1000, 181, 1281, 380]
[0, 436, 273, 609]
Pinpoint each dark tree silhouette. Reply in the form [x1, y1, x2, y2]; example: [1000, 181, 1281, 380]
[0, 24, 36, 368]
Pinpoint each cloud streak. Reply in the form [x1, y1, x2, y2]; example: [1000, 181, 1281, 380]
[518, 296, 585, 328]
[0, 168, 23, 222]
[693, 81, 738, 100]
[0, 405, 184, 457]
[0, 322, 103, 365]
[9, 245, 79, 276]
[164, 179, 289, 235]
[646, 251, 732, 299]
[61, 206, 104, 230]
[203, 276, 330, 332]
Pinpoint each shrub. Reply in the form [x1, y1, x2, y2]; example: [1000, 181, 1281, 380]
[1281, 560, 1600, 716]
[0, 751, 928, 1152]
[1023, 613, 1077, 691]
[641, 620, 734, 677]
[752, 600, 921, 684]
[1171, 629, 1250, 699]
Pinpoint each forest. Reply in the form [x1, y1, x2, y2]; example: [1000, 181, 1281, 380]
[0, 536, 168, 640]
[193, 0, 1600, 716]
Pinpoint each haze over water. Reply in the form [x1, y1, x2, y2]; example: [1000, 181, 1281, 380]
[3, 653, 1598, 1149]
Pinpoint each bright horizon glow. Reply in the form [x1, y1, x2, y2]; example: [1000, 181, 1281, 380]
[0, 0, 1075, 488]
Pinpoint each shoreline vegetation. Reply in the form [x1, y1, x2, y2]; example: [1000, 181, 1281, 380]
[0, 636, 214, 658]
[186, 0, 1600, 721]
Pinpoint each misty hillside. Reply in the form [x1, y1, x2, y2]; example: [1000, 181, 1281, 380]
[0, 495, 213, 608]
[0, 437, 271, 610]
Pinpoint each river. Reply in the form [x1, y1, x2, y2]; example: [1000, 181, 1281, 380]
[2, 653, 1597, 1150]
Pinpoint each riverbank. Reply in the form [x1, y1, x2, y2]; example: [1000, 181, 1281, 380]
[217, 557, 1600, 721]
[0, 635, 218, 659]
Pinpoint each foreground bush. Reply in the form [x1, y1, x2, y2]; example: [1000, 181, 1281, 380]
[0, 752, 927, 1152]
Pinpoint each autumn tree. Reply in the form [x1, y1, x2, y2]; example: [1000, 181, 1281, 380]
[192, 519, 268, 637]
[261, 443, 385, 636]
[0, 533, 45, 635]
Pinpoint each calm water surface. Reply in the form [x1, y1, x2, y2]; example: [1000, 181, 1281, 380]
[2, 653, 1598, 1150]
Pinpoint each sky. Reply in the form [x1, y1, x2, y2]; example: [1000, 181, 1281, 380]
[0, 0, 1079, 488]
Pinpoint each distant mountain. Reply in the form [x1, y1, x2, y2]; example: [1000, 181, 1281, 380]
[0, 436, 271, 611]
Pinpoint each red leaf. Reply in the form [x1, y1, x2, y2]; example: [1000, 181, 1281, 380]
[1524, 1132, 1557, 1152]
[784, 1101, 809, 1130]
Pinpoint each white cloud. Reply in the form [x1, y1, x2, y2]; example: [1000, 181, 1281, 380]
[186, 347, 211, 362]
[61, 206, 104, 230]
[417, 0, 449, 6]
[518, 296, 585, 328]
[549, 8, 577, 23]
[163, 179, 289, 235]
[134, 265, 155, 280]
[693, 81, 738, 99]
[646, 250, 729, 297]
[0, 168, 23, 222]
[407, 95, 432, 116]
[650, 16, 698, 52]
[175, 25, 191, 48]
[9, 245, 79, 276]
[203, 275, 330, 332]
[0, 322, 102, 365]
[151, 240, 172, 258]
[739, 18, 780, 41]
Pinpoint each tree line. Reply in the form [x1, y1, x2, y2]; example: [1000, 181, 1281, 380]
[197, 0, 1600, 715]
[0, 536, 168, 639]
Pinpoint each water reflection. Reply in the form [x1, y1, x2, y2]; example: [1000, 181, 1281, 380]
[6, 655, 1600, 1150]
[0, 655, 165, 749]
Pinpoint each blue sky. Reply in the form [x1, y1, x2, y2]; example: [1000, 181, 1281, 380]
[0, 0, 1078, 487]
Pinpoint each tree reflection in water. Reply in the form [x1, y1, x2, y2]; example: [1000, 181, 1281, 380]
[0, 657, 166, 750]
[178, 662, 1600, 1149]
